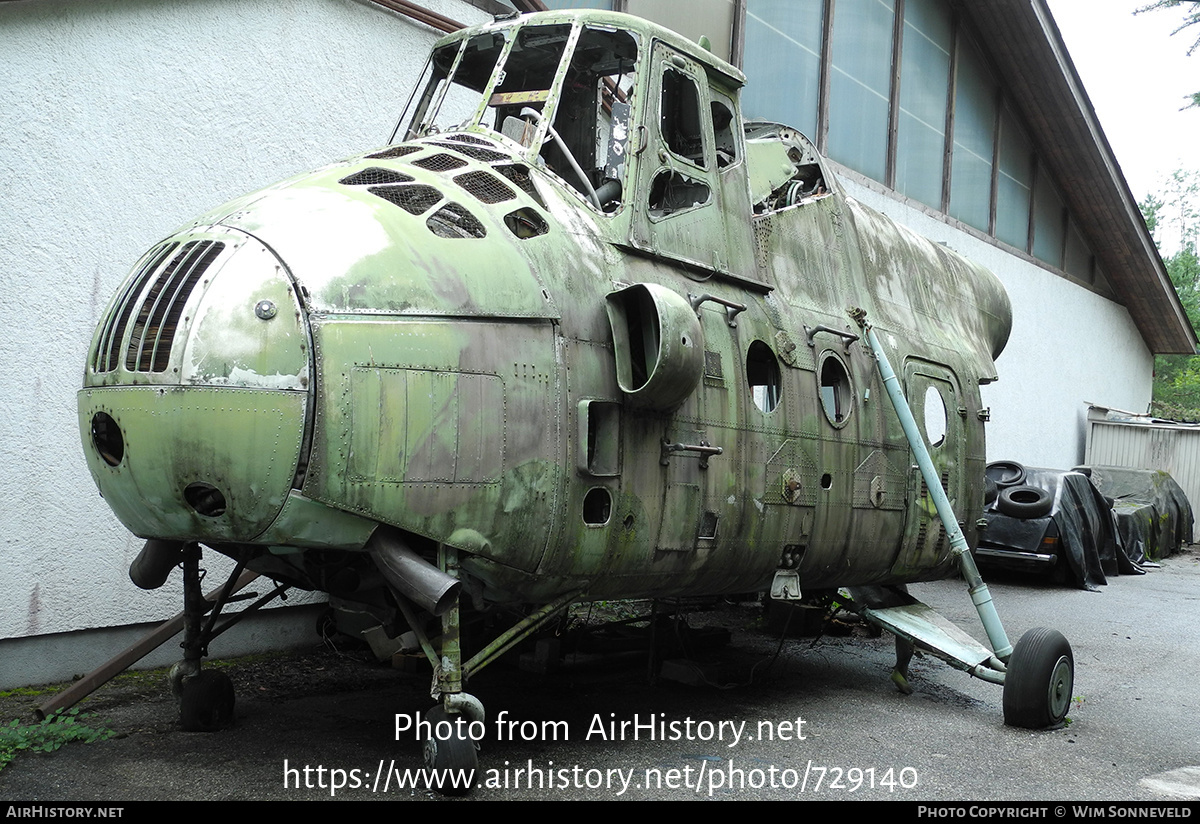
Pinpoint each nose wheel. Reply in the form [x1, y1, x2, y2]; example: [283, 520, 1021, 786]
[422, 705, 479, 795]
[168, 543, 289, 732]
[178, 670, 236, 731]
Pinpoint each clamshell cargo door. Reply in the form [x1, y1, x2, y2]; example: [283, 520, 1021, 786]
[893, 359, 965, 577]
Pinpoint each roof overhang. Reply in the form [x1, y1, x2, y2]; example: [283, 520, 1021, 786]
[963, 0, 1197, 355]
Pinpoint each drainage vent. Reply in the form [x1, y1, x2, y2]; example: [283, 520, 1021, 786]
[430, 141, 507, 162]
[366, 145, 421, 160]
[413, 153, 468, 173]
[446, 134, 496, 147]
[124, 240, 225, 373]
[340, 167, 415, 186]
[493, 164, 544, 207]
[453, 170, 515, 204]
[369, 184, 443, 215]
[94, 241, 178, 373]
[427, 203, 486, 239]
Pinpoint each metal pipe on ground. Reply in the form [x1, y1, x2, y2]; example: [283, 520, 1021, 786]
[36, 571, 260, 719]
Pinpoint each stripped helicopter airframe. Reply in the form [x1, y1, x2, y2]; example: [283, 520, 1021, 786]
[78, 9, 1073, 785]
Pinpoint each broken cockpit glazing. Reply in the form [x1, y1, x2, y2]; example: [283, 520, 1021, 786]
[393, 19, 640, 213]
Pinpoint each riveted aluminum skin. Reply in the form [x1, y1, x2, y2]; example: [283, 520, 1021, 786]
[80, 9, 1013, 609]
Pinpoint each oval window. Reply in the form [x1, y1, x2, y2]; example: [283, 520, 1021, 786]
[818, 353, 853, 427]
[747, 340, 782, 413]
[923, 385, 947, 447]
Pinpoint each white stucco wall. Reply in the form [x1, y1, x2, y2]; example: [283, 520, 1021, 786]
[839, 177, 1154, 471]
[0, 0, 489, 672]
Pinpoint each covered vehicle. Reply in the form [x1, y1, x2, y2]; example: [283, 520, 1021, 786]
[1075, 465, 1193, 563]
[977, 462, 1139, 591]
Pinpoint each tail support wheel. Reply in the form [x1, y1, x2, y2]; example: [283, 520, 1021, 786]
[1002, 627, 1074, 729]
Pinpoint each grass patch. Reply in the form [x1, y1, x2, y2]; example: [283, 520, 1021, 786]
[0, 709, 116, 772]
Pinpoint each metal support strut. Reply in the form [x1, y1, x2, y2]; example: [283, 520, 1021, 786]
[851, 308, 1013, 661]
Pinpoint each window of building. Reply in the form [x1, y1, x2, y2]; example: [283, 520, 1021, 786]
[827, 0, 895, 183]
[1064, 219, 1093, 282]
[996, 109, 1034, 251]
[895, 0, 952, 209]
[948, 33, 997, 233]
[742, 0, 824, 141]
[1032, 170, 1067, 267]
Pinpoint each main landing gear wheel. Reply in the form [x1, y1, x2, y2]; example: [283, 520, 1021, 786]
[1002, 627, 1073, 729]
[179, 670, 236, 732]
[422, 706, 479, 795]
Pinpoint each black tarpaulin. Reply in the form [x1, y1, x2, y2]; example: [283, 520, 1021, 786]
[1074, 465, 1194, 563]
[982, 467, 1131, 591]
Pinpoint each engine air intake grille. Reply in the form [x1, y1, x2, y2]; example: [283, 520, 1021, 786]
[413, 153, 468, 173]
[369, 184, 443, 215]
[454, 170, 515, 204]
[430, 141, 507, 162]
[340, 167, 415, 186]
[122, 240, 225, 373]
[366, 145, 420, 160]
[94, 242, 177, 373]
[446, 134, 496, 147]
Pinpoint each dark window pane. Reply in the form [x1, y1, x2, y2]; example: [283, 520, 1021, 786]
[949, 35, 996, 231]
[996, 109, 1033, 249]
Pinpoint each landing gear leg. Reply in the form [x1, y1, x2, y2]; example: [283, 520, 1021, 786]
[423, 546, 480, 794]
[891, 636, 914, 695]
[172, 543, 235, 732]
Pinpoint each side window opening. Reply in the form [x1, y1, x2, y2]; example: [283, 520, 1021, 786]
[747, 341, 782, 413]
[660, 68, 706, 167]
[648, 169, 711, 213]
[711, 97, 738, 169]
[819, 353, 853, 426]
[537, 27, 638, 212]
[403, 33, 508, 139]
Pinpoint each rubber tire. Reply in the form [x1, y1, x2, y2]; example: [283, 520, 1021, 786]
[180, 670, 235, 732]
[986, 460, 1027, 488]
[422, 706, 478, 796]
[996, 484, 1053, 519]
[1003, 627, 1074, 729]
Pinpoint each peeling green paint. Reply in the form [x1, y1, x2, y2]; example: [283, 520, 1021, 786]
[80, 8, 1011, 623]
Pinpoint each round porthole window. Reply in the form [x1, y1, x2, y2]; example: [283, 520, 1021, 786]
[818, 353, 853, 427]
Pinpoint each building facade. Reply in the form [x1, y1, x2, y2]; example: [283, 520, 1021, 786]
[554, 0, 1193, 461]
